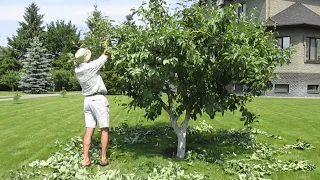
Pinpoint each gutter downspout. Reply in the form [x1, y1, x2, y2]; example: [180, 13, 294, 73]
[267, 0, 271, 19]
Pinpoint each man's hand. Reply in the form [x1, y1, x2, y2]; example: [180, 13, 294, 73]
[102, 39, 112, 59]
[104, 39, 111, 47]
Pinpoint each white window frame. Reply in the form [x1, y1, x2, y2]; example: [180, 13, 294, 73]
[274, 84, 289, 93]
[306, 37, 320, 61]
[277, 36, 290, 49]
[307, 85, 319, 94]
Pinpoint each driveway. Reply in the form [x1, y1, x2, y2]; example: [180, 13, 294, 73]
[0, 92, 80, 102]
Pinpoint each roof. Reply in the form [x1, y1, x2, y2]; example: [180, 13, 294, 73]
[266, 2, 320, 27]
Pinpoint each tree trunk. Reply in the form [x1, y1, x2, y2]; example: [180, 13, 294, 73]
[175, 124, 187, 159]
[11, 86, 14, 92]
[164, 92, 191, 159]
[170, 110, 191, 159]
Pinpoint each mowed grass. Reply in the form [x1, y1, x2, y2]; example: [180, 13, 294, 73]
[0, 91, 24, 99]
[0, 95, 320, 179]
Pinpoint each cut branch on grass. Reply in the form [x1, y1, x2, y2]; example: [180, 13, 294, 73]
[9, 122, 316, 180]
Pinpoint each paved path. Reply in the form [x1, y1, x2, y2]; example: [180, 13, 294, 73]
[0, 92, 80, 102]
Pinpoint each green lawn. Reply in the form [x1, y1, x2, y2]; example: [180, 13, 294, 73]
[0, 91, 24, 98]
[0, 95, 319, 179]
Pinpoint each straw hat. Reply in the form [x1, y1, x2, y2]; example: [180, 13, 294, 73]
[74, 48, 92, 64]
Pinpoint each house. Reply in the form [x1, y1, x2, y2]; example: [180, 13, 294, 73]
[218, 0, 320, 97]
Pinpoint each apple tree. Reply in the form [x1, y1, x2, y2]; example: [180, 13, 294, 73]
[108, 0, 291, 159]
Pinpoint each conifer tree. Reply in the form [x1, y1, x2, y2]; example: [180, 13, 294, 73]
[7, 2, 45, 59]
[20, 37, 53, 93]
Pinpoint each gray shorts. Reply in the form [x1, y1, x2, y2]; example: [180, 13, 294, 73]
[83, 95, 109, 128]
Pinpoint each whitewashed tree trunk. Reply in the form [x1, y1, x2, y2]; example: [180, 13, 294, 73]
[174, 123, 188, 159]
[169, 109, 191, 159]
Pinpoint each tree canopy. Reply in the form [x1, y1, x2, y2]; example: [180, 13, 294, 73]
[45, 20, 81, 56]
[108, 0, 291, 158]
[0, 70, 20, 91]
[7, 2, 45, 59]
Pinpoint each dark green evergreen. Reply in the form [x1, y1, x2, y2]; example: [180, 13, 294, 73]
[7, 2, 45, 59]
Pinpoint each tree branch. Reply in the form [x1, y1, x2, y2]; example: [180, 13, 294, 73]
[158, 97, 170, 113]
[181, 105, 192, 130]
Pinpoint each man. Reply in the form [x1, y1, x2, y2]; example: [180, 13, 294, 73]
[74, 41, 111, 167]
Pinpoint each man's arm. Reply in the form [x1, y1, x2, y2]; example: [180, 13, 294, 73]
[88, 55, 108, 73]
[88, 40, 112, 73]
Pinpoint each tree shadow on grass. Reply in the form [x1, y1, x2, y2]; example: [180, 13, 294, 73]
[91, 121, 254, 164]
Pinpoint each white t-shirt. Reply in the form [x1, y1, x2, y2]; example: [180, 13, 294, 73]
[75, 55, 108, 96]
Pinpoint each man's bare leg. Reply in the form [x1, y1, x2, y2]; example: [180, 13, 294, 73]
[82, 127, 95, 166]
[100, 127, 109, 164]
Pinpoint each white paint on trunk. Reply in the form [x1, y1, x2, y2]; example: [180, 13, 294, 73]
[170, 110, 191, 159]
[176, 125, 187, 159]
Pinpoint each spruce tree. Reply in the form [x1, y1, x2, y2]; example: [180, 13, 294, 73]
[7, 2, 45, 59]
[20, 37, 53, 93]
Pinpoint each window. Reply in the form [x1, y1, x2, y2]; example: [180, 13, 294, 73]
[234, 83, 244, 93]
[306, 37, 320, 61]
[237, 2, 247, 18]
[274, 84, 289, 93]
[307, 85, 319, 94]
[277, 37, 290, 49]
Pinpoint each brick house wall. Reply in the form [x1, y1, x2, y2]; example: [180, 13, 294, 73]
[265, 73, 320, 97]
[265, 26, 320, 97]
[221, 0, 320, 97]
[274, 27, 320, 74]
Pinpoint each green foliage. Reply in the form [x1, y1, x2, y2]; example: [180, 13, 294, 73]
[7, 2, 45, 59]
[109, 0, 291, 158]
[51, 69, 71, 91]
[112, 0, 291, 123]
[1, 96, 319, 179]
[45, 20, 81, 56]
[51, 69, 78, 91]
[60, 87, 67, 97]
[10, 135, 205, 180]
[50, 52, 80, 91]
[13, 91, 21, 103]
[52, 52, 74, 70]
[112, 123, 172, 145]
[8, 121, 316, 180]
[19, 37, 53, 94]
[100, 70, 122, 95]
[0, 70, 20, 91]
[147, 162, 207, 179]
[0, 47, 21, 74]
[83, 5, 114, 59]
[185, 122, 316, 180]
[280, 140, 315, 150]
[82, 5, 122, 95]
[0, 47, 21, 90]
